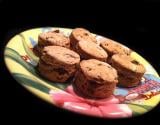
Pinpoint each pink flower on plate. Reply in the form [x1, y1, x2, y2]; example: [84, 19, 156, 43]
[49, 85, 132, 118]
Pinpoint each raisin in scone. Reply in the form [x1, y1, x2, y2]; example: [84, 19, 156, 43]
[33, 30, 70, 57]
[76, 40, 108, 61]
[38, 46, 80, 82]
[111, 54, 145, 87]
[69, 28, 97, 50]
[73, 59, 118, 98]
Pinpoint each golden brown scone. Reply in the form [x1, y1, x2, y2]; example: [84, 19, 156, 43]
[111, 54, 145, 87]
[38, 30, 70, 48]
[73, 59, 118, 98]
[69, 28, 97, 50]
[100, 38, 130, 56]
[34, 30, 70, 57]
[38, 46, 80, 82]
[100, 37, 131, 63]
[76, 40, 108, 61]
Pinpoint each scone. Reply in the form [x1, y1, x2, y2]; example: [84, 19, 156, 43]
[111, 54, 145, 87]
[69, 28, 97, 50]
[33, 30, 70, 57]
[73, 59, 118, 99]
[100, 38, 130, 63]
[76, 40, 108, 61]
[38, 46, 80, 82]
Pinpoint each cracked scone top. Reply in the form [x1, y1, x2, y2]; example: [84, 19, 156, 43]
[38, 30, 70, 48]
[111, 54, 145, 76]
[100, 38, 130, 56]
[80, 59, 118, 84]
[70, 28, 97, 50]
[76, 40, 108, 61]
[41, 46, 80, 66]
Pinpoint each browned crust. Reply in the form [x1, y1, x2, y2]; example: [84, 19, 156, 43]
[73, 68, 117, 99]
[111, 54, 145, 87]
[37, 46, 80, 82]
[33, 30, 70, 57]
[76, 40, 108, 62]
[41, 46, 80, 67]
[111, 54, 145, 76]
[117, 72, 142, 87]
[38, 59, 77, 82]
[69, 28, 97, 51]
[100, 38, 131, 56]
[73, 59, 118, 98]
[80, 59, 118, 84]
[38, 30, 70, 48]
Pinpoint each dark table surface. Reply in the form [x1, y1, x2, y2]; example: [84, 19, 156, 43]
[0, 0, 160, 124]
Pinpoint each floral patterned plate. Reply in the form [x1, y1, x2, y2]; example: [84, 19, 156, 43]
[4, 27, 160, 118]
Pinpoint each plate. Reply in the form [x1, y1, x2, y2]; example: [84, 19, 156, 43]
[4, 27, 160, 118]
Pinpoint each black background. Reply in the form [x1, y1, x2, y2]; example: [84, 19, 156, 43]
[0, 0, 160, 124]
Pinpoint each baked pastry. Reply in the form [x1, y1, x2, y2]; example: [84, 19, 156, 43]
[76, 40, 108, 61]
[100, 38, 130, 63]
[111, 54, 145, 87]
[73, 59, 118, 98]
[100, 38, 130, 56]
[38, 46, 80, 82]
[33, 30, 70, 57]
[69, 28, 97, 50]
